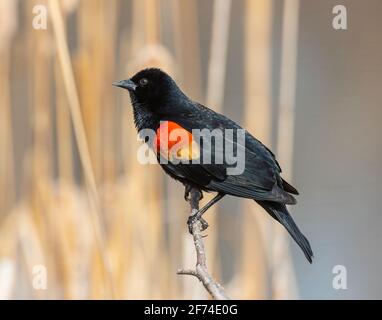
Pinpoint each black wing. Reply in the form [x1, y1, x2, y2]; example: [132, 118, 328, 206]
[163, 102, 297, 204]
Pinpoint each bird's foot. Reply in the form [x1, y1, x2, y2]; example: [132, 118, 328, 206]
[184, 185, 203, 202]
[187, 214, 209, 234]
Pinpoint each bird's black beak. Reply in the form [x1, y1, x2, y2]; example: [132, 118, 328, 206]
[113, 79, 137, 91]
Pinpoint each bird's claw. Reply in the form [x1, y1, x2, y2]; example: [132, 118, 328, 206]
[184, 185, 192, 201]
[200, 218, 209, 231]
[187, 215, 209, 234]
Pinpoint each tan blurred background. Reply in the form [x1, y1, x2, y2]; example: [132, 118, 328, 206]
[0, 0, 381, 299]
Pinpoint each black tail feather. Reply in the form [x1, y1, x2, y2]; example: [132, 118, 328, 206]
[258, 201, 313, 263]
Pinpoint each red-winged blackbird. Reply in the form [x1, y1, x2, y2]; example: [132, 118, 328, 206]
[114, 68, 313, 263]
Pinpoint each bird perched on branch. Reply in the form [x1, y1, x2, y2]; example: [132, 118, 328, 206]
[114, 68, 313, 263]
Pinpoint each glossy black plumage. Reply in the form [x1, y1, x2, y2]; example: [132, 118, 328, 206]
[114, 68, 313, 263]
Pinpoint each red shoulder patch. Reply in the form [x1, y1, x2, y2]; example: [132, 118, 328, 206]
[154, 121, 199, 161]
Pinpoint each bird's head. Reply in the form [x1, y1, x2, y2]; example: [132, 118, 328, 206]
[113, 68, 185, 110]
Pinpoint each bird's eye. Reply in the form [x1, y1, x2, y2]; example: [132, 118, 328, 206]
[139, 78, 148, 86]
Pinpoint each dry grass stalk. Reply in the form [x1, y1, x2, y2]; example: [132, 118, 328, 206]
[0, 0, 17, 221]
[171, 0, 202, 100]
[242, 0, 273, 299]
[55, 57, 74, 182]
[121, 0, 173, 299]
[0, 0, 18, 52]
[271, 0, 301, 300]
[277, 0, 300, 179]
[48, 0, 115, 298]
[206, 0, 232, 110]
[0, 50, 15, 220]
[0, 209, 19, 299]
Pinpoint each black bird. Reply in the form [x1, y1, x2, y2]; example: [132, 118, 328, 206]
[114, 68, 313, 263]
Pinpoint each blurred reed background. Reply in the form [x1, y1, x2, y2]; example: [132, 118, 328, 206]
[2, 0, 381, 300]
[0, 0, 298, 299]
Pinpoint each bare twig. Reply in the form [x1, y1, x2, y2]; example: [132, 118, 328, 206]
[177, 188, 229, 300]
